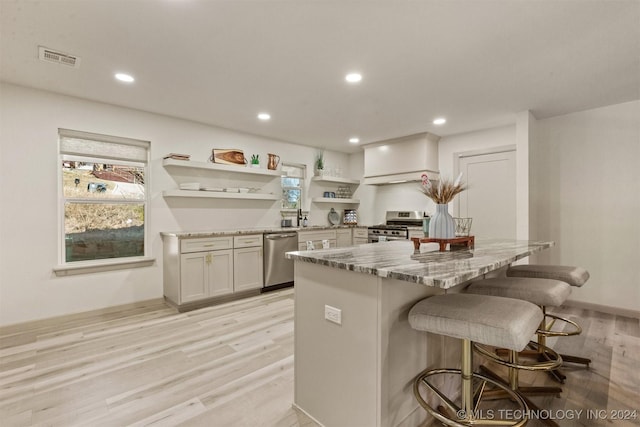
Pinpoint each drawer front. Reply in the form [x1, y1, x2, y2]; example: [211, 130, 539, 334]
[298, 239, 337, 251]
[353, 228, 368, 238]
[181, 236, 233, 253]
[336, 229, 351, 236]
[297, 230, 337, 243]
[234, 234, 263, 248]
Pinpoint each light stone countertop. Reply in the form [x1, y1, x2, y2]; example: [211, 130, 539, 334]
[285, 238, 554, 289]
[161, 225, 369, 238]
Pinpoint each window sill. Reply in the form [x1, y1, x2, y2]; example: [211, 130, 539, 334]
[53, 257, 156, 276]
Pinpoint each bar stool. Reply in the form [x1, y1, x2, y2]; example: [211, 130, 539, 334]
[465, 278, 569, 427]
[507, 265, 591, 381]
[408, 293, 544, 427]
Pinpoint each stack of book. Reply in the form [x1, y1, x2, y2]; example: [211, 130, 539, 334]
[164, 153, 190, 161]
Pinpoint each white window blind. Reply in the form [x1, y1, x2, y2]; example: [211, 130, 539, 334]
[59, 129, 149, 163]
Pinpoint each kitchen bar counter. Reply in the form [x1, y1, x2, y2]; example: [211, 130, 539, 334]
[286, 238, 553, 288]
[287, 239, 553, 427]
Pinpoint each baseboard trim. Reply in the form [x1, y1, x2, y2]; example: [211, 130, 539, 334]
[565, 299, 640, 319]
[0, 297, 167, 333]
[292, 403, 326, 427]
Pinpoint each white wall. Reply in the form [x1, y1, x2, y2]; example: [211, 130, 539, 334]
[0, 83, 350, 325]
[530, 100, 640, 313]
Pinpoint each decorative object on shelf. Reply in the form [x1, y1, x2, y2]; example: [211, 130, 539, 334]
[328, 208, 340, 225]
[323, 191, 336, 198]
[164, 153, 190, 161]
[314, 149, 325, 176]
[210, 149, 247, 165]
[267, 153, 280, 170]
[336, 186, 352, 199]
[420, 172, 467, 239]
[250, 154, 260, 168]
[343, 209, 358, 225]
[454, 217, 473, 236]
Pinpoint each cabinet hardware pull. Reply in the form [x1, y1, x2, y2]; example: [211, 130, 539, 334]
[203, 244, 214, 247]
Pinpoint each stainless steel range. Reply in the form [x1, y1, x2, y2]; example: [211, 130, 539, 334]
[368, 211, 425, 243]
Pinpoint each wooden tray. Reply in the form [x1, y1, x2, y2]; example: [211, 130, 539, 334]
[411, 236, 475, 252]
[211, 149, 247, 165]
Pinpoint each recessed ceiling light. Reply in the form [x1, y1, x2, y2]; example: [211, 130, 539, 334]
[349, 137, 360, 144]
[433, 117, 447, 125]
[257, 113, 271, 121]
[345, 73, 362, 83]
[115, 73, 134, 83]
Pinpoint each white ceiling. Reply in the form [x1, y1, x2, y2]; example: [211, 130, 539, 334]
[1, 0, 639, 153]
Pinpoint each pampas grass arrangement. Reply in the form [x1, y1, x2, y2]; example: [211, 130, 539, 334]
[420, 172, 467, 204]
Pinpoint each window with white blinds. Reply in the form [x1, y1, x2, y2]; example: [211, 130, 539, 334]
[59, 129, 150, 264]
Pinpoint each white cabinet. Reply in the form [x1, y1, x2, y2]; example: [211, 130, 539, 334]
[353, 228, 369, 245]
[163, 233, 263, 310]
[180, 249, 233, 302]
[233, 235, 263, 291]
[336, 229, 352, 247]
[297, 230, 337, 251]
[164, 236, 234, 306]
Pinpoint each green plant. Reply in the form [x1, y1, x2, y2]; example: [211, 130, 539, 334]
[251, 154, 259, 164]
[315, 150, 324, 170]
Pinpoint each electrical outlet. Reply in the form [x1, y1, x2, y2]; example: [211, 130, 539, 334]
[324, 305, 342, 325]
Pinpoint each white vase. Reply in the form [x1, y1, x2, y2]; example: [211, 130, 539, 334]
[429, 204, 455, 239]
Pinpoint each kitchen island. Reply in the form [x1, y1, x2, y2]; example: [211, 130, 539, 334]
[285, 239, 553, 427]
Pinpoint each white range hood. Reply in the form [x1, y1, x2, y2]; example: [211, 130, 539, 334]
[362, 132, 440, 185]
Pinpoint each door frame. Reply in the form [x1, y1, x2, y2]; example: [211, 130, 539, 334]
[452, 144, 516, 217]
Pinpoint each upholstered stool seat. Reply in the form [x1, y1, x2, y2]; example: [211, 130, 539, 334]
[466, 278, 573, 427]
[409, 293, 544, 426]
[507, 264, 589, 287]
[506, 265, 592, 379]
[408, 293, 543, 351]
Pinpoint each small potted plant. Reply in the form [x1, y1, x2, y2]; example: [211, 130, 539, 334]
[250, 154, 260, 168]
[314, 150, 324, 176]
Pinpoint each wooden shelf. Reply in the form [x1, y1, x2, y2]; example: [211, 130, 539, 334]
[163, 190, 279, 200]
[311, 176, 360, 185]
[163, 158, 281, 177]
[311, 197, 360, 204]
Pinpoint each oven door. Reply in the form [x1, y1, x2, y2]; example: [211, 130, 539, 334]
[367, 235, 407, 243]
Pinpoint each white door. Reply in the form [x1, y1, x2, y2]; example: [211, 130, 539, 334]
[458, 150, 516, 239]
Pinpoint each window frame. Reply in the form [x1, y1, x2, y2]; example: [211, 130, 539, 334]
[280, 162, 306, 211]
[55, 129, 153, 275]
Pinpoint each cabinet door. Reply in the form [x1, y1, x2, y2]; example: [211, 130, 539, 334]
[234, 246, 264, 291]
[209, 249, 234, 297]
[180, 252, 209, 303]
[353, 238, 369, 245]
[336, 229, 352, 247]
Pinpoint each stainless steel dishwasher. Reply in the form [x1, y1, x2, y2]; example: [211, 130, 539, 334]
[263, 232, 298, 288]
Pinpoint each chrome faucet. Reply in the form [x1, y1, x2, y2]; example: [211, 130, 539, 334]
[297, 208, 303, 226]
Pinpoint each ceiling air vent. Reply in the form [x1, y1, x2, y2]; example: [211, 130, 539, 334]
[38, 46, 80, 68]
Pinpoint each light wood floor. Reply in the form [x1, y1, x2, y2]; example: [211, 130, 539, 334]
[1, 289, 638, 427]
